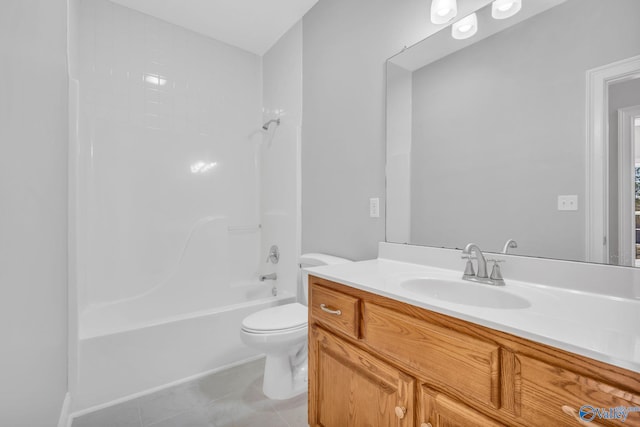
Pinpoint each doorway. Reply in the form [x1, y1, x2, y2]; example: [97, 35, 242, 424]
[586, 55, 640, 265]
[618, 104, 640, 266]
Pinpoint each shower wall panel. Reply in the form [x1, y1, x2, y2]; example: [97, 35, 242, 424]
[76, 0, 263, 310]
[261, 21, 303, 298]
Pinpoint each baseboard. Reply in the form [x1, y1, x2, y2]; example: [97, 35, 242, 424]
[57, 393, 72, 427]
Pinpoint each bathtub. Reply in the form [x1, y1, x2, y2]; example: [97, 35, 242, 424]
[74, 282, 295, 412]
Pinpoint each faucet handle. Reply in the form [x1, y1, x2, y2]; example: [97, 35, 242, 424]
[462, 256, 475, 277]
[266, 245, 280, 264]
[487, 259, 506, 284]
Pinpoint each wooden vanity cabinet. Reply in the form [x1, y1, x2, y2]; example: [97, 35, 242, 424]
[308, 276, 640, 427]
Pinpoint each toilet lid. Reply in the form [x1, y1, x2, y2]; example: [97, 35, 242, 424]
[242, 302, 307, 333]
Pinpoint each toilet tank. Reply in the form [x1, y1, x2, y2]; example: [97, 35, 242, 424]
[299, 253, 352, 305]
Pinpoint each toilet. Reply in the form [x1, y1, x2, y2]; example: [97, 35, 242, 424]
[240, 253, 351, 400]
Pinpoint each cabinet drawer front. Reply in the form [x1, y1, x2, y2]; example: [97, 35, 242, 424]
[310, 285, 360, 338]
[363, 302, 500, 409]
[420, 385, 506, 427]
[515, 354, 640, 427]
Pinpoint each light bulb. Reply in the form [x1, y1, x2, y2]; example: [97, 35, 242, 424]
[452, 13, 478, 39]
[430, 0, 458, 24]
[492, 0, 522, 19]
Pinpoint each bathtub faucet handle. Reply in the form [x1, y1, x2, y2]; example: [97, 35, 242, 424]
[266, 245, 280, 264]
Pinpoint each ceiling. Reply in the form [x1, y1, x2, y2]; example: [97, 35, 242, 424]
[109, 0, 319, 55]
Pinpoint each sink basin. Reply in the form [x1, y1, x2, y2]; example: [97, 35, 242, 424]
[400, 278, 531, 309]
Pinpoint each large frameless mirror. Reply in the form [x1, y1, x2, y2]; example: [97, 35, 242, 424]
[386, 0, 640, 266]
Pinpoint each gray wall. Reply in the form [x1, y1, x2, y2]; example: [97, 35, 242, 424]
[409, 0, 640, 261]
[386, 63, 413, 244]
[301, 0, 430, 260]
[0, 1, 68, 425]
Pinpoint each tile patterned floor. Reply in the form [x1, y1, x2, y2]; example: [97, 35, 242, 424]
[71, 358, 308, 427]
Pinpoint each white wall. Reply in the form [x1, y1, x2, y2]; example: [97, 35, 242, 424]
[261, 22, 303, 298]
[0, 1, 68, 425]
[301, 0, 430, 260]
[76, 0, 263, 310]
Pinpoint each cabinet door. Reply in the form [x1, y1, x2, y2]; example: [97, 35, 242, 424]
[419, 385, 505, 427]
[309, 325, 414, 427]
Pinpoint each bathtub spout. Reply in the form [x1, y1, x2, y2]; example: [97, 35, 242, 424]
[260, 273, 277, 281]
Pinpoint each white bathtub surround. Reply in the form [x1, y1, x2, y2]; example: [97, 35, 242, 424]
[74, 0, 263, 309]
[69, 0, 304, 412]
[261, 21, 303, 301]
[306, 242, 640, 373]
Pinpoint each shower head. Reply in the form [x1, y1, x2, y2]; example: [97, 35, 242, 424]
[262, 118, 280, 130]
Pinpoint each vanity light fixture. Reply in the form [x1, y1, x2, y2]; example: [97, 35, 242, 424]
[430, 0, 458, 24]
[491, 0, 522, 19]
[452, 13, 478, 39]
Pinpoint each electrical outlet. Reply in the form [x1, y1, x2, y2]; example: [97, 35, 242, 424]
[369, 198, 380, 218]
[558, 195, 578, 211]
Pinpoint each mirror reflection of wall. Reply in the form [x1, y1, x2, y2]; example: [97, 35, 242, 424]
[386, 0, 640, 265]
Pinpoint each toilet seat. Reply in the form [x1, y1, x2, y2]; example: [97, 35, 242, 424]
[241, 302, 307, 334]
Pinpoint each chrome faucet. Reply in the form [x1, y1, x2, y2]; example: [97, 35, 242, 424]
[502, 239, 518, 254]
[259, 273, 277, 281]
[462, 243, 488, 279]
[461, 243, 506, 286]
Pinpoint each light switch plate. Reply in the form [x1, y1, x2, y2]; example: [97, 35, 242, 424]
[558, 195, 578, 211]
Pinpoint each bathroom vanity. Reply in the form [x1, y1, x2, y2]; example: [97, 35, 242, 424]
[306, 248, 640, 427]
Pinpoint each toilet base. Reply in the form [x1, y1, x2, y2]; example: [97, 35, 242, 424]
[262, 344, 308, 400]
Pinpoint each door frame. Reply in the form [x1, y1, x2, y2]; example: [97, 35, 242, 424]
[617, 105, 640, 266]
[586, 54, 640, 263]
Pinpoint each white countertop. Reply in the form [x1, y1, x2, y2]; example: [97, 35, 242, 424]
[306, 258, 640, 373]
